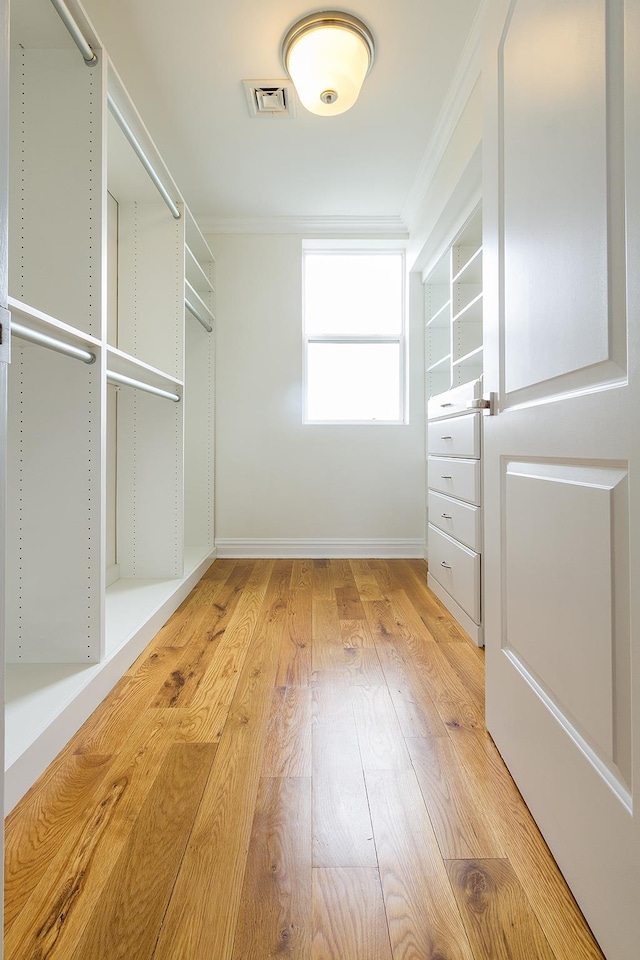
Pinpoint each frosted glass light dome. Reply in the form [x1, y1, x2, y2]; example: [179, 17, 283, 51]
[282, 12, 375, 117]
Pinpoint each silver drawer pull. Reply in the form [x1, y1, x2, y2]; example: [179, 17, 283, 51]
[440, 435, 452, 440]
[440, 402, 453, 407]
[441, 513, 452, 519]
[440, 561, 452, 569]
[440, 475, 452, 479]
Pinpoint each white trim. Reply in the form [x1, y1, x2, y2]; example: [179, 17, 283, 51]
[401, 0, 486, 231]
[215, 539, 425, 559]
[197, 215, 408, 236]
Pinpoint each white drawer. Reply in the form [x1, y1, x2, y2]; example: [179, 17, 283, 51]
[428, 456, 481, 505]
[427, 412, 480, 459]
[428, 490, 482, 552]
[428, 524, 480, 623]
[427, 378, 482, 421]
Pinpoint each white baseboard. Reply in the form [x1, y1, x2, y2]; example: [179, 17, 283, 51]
[215, 538, 425, 559]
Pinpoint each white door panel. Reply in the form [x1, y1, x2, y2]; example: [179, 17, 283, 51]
[484, 0, 639, 957]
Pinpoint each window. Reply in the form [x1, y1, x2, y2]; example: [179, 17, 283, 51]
[303, 247, 406, 423]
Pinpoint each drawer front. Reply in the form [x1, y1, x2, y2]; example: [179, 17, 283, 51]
[427, 412, 480, 459]
[428, 456, 481, 505]
[427, 378, 481, 420]
[428, 491, 482, 552]
[428, 524, 480, 623]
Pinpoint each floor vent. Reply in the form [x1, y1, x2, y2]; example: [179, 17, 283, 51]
[243, 80, 296, 118]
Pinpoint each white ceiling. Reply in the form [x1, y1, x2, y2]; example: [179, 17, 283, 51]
[80, 0, 483, 227]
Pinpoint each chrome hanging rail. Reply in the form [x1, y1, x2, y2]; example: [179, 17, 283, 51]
[12, 321, 96, 364]
[185, 297, 213, 333]
[107, 370, 181, 403]
[49, 0, 98, 66]
[107, 93, 182, 221]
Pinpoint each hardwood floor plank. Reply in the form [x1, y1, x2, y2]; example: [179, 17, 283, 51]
[69, 743, 217, 960]
[151, 566, 288, 960]
[70, 645, 186, 756]
[262, 685, 312, 778]
[312, 596, 344, 671]
[291, 558, 313, 589]
[149, 606, 229, 707]
[445, 858, 556, 960]
[351, 685, 412, 772]
[349, 559, 385, 600]
[437, 641, 485, 712]
[173, 559, 275, 742]
[385, 587, 437, 645]
[232, 777, 312, 960]
[186, 558, 254, 607]
[310, 558, 333, 599]
[276, 585, 312, 687]
[312, 721, 377, 868]
[449, 730, 606, 960]
[335, 586, 366, 620]
[4, 710, 186, 960]
[4, 753, 112, 931]
[340, 617, 374, 648]
[406, 737, 504, 859]
[386, 592, 484, 732]
[365, 768, 475, 960]
[311, 671, 354, 726]
[375, 639, 449, 738]
[329, 558, 358, 591]
[312, 868, 392, 960]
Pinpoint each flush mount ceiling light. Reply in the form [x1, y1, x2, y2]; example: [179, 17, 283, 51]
[281, 10, 375, 117]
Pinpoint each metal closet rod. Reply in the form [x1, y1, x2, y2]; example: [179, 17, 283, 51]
[107, 370, 181, 403]
[49, 0, 98, 66]
[107, 93, 182, 221]
[12, 321, 96, 364]
[185, 298, 213, 333]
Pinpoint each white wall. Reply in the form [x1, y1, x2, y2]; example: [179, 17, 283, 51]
[210, 233, 425, 555]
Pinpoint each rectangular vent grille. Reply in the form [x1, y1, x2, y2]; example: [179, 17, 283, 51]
[243, 80, 296, 118]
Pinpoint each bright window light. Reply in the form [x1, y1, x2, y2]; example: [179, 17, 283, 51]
[303, 250, 406, 423]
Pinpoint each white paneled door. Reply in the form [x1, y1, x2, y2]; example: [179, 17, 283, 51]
[483, 1, 639, 958]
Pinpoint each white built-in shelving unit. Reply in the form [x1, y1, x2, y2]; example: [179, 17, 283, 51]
[425, 206, 483, 397]
[4, 0, 216, 812]
[424, 205, 484, 646]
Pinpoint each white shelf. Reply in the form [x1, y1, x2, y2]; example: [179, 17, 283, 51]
[185, 278, 214, 325]
[186, 245, 214, 295]
[452, 246, 482, 285]
[452, 291, 483, 325]
[8, 296, 102, 349]
[424, 206, 483, 399]
[427, 352, 451, 373]
[426, 299, 451, 328]
[106, 344, 183, 388]
[453, 345, 483, 368]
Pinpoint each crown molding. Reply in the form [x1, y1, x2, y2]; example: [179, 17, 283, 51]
[401, 0, 486, 231]
[196, 215, 409, 237]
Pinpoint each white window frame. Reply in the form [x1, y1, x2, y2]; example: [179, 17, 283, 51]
[302, 240, 408, 425]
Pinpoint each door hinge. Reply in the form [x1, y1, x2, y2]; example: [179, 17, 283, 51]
[0, 305, 11, 364]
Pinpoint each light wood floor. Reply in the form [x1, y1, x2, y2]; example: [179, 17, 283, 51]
[4, 559, 605, 960]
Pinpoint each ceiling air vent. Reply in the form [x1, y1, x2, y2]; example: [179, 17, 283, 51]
[243, 80, 296, 118]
